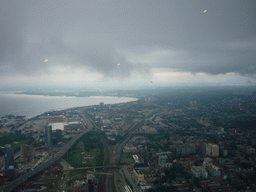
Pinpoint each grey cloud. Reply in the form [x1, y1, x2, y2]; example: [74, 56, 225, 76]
[0, 0, 256, 80]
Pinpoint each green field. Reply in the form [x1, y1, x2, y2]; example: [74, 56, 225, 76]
[64, 131, 104, 168]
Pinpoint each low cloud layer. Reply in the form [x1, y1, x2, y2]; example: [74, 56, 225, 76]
[0, 0, 256, 83]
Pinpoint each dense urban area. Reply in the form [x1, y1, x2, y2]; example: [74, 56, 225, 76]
[1, 86, 256, 192]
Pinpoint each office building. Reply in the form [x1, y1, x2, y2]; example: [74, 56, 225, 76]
[45, 125, 53, 147]
[4, 144, 14, 171]
[56, 129, 62, 143]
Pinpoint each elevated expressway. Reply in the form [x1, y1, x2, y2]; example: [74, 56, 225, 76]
[3, 112, 93, 192]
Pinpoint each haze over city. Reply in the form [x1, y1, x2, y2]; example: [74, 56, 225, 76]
[1, 0, 256, 90]
[1, 1, 256, 192]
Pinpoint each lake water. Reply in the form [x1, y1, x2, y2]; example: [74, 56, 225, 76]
[0, 92, 137, 118]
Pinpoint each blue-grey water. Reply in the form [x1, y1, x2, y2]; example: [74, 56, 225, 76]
[0, 92, 137, 118]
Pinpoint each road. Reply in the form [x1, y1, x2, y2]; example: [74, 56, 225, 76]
[115, 121, 144, 163]
[84, 113, 144, 192]
[3, 111, 143, 192]
[110, 122, 143, 192]
[82, 114, 115, 192]
[2, 111, 93, 192]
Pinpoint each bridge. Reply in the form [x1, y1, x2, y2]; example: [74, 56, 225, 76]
[65, 165, 120, 171]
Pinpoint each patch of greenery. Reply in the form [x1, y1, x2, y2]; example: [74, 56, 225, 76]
[0, 133, 33, 155]
[0, 133, 33, 146]
[64, 131, 104, 168]
[10, 142, 20, 152]
[164, 164, 191, 181]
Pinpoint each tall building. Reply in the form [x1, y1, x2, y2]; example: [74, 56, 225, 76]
[4, 144, 14, 170]
[87, 174, 98, 192]
[45, 125, 53, 147]
[56, 129, 62, 143]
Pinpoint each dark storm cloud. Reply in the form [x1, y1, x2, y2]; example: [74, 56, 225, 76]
[0, 0, 256, 79]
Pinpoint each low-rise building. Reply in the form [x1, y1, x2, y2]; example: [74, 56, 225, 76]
[158, 155, 168, 167]
[204, 163, 220, 177]
[206, 143, 219, 157]
[20, 144, 34, 161]
[191, 166, 208, 178]
[133, 168, 145, 183]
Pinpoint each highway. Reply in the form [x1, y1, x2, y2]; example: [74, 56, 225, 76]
[65, 165, 120, 171]
[111, 121, 143, 192]
[85, 113, 144, 192]
[2, 112, 93, 192]
[3, 111, 143, 192]
[115, 121, 144, 163]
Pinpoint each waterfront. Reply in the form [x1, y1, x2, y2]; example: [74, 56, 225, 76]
[0, 92, 137, 118]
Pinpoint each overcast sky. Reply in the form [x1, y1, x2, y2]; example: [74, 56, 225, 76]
[1, 0, 256, 89]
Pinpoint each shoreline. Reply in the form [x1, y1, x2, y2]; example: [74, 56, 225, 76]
[13, 91, 137, 99]
[0, 94, 138, 119]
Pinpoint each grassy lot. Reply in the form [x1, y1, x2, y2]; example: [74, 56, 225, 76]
[64, 131, 104, 168]
[0, 133, 34, 155]
[145, 134, 170, 142]
[10, 142, 20, 152]
[65, 148, 102, 167]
